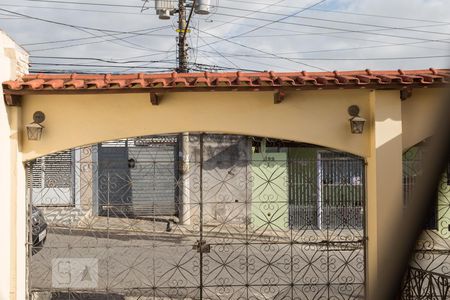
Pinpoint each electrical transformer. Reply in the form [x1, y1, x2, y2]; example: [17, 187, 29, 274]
[155, 0, 175, 19]
[194, 0, 211, 15]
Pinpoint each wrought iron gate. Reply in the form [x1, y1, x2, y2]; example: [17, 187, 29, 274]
[27, 133, 366, 300]
[401, 143, 450, 300]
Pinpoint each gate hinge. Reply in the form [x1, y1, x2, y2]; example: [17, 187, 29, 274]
[193, 240, 210, 253]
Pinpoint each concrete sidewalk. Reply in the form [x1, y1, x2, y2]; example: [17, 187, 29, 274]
[45, 215, 366, 246]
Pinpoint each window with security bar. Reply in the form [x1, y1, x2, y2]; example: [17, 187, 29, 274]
[28, 150, 75, 206]
[287, 148, 365, 230]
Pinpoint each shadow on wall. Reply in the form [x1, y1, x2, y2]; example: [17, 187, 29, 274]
[196, 135, 251, 170]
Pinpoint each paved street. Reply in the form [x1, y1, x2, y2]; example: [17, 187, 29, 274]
[31, 224, 366, 300]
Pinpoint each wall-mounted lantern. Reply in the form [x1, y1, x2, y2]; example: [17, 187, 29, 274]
[25, 111, 45, 141]
[348, 105, 366, 134]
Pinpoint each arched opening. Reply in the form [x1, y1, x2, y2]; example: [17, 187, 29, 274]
[27, 133, 366, 299]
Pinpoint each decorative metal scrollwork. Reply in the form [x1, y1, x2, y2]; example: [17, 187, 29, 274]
[402, 142, 450, 299]
[27, 134, 366, 299]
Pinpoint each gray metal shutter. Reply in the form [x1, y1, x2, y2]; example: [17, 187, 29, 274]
[97, 140, 132, 216]
[128, 137, 178, 216]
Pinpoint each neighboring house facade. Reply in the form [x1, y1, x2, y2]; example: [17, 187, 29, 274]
[402, 142, 450, 293]
[28, 135, 365, 229]
[1, 35, 449, 299]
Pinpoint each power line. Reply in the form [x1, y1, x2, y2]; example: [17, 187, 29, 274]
[196, 17, 450, 54]
[3, 9, 168, 54]
[190, 62, 261, 72]
[195, 15, 450, 55]
[196, 39, 450, 58]
[192, 20, 201, 65]
[192, 15, 450, 57]
[197, 54, 450, 61]
[10, 0, 449, 73]
[26, 50, 259, 73]
[11, 8, 342, 48]
[9, 1, 450, 48]
[23, 0, 143, 9]
[20, 1, 424, 60]
[23, 0, 450, 26]
[23, 13, 444, 55]
[16, 0, 450, 38]
[0, 7, 161, 34]
[212, 4, 450, 38]
[0, 3, 154, 16]
[119, 45, 177, 73]
[27, 26, 173, 52]
[194, 27, 450, 67]
[30, 62, 177, 69]
[198, 49, 292, 71]
[204, 0, 290, 32]
[196, 28, 329, 71]
[199, 12, 450, 47]
[192, 30, 242, 70]
[296, 55, 450, 61]
[219, 0, 450, 25]
[29, 68, 175, 74]
[224, 0, 329, 39]
[196, 34, 450, 58]
[22, 30, 170, 47]
[30, 56, 176, 64]
[224, 28, 449, 39]
[183, 0, 196, 42]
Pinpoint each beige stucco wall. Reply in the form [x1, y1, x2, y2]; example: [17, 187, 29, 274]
[13, 85, 447, 300]
[402, 88, 448, 151]
[0, 30, 28, 300]
[367, 90, 404, 298]
[20, 89, 371, 161]
[18, 87, 447, 161]
[2, 58, 447, 300]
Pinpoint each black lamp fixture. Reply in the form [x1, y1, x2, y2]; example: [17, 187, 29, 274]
[26, 111, 45, 141]
[348, 105, 366, 134]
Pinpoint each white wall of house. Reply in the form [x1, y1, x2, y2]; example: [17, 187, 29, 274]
[0, 31, 28, 300]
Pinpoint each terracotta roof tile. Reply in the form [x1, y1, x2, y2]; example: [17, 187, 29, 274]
[129, 78, 148, 88]
[64, 79, 85, 89]
[193, 77, 210, 87]
[86, 79, 107, 89]
[3, 69, 449, 94]
[22, 79, 45, 90]
[42, 79, 64, 89]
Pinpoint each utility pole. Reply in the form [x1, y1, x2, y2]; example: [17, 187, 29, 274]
[177, 0, 188, 73]
[153, 0, 210, 73]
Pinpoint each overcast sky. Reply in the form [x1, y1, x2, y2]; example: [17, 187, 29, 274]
[0, 0, 449, 73]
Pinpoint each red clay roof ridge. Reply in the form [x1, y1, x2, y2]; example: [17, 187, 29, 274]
[3, 68, 449, 93]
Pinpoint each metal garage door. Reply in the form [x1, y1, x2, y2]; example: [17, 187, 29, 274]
[97, 136, 178, 217]
[97, 140, 132, 216]
[128, 136, 178, 217]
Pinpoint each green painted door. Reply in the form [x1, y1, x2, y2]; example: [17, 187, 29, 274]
[251, 152, 289, 230]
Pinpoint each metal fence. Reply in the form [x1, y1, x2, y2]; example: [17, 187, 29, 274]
[401, 143, 450, 299]
[27, 134, 366, 300]
[401, 267, 450, 300]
